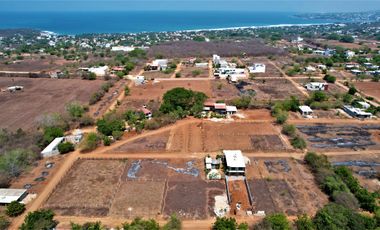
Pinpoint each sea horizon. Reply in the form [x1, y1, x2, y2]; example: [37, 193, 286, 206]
[0, 11, 340, 35]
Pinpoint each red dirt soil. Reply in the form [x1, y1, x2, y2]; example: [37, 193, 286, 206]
[0, 77, 103, 130]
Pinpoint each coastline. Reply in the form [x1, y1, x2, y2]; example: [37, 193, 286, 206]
[37, 22, 336, 36]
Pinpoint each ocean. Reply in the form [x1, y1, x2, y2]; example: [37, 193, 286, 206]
[0, 11, 337, 35]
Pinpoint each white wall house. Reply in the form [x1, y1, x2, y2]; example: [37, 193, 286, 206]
[345, 50, 356, 59]
[41, 137, 64, 158]
[343, 105, 372, 119]
[299, 106, 313, 118]
[88, 66, 109, 77]
[248, 64, 266, 73]
[111, 46, 136, 52]
[0, 189, 28, 204]
[305, 82, 328, 91]
[223, 150, 246, 175]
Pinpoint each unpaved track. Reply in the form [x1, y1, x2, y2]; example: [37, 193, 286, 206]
[268, 60, 309, 98]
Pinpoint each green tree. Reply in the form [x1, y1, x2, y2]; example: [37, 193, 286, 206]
[348, 87, 357, 95]
[0, 215, 10, 230]
[124, 86, 130, 96]
[96, 113, 125, 136]
[0, 149, 38, 178]
[282, 124, 296, 137]
[66, 102, 85, 119]
[80, 133, 99, 152]
[212, 217, 237, 230]
[58, 142, 75, 154]
[20, 209, 57, 230]
[256, 213, 291, 230]
[323, 75, 336, 83]
[71, 221, 104, 230]
[339, 35, 355, 43]
[295, 214, 315, 230]
[122, 217, 160, 230]
[313, 203, 376, 230]
[6, 201, 25, 217]
[160, 88, 207, 117]
[311, 91, 328, 102]
[41, 126, 64, 147]
[275, 111, 288, 124]
[291, 136, 307, 150]
[163, 214, 182, 230]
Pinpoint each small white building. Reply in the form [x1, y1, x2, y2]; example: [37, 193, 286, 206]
[65, 129, 83, 144]
[195, 62, 208, 68]
[151, 59, 168, 71]
[299, 106, 313, 118]
[304, 66, 317, 72]
[317, 65, 327, 70]
[205, 157, 212, 170]
[248, 64, 266, 73]
[343, 105, 372, 119]
[305, 82, 328, 91]
[0, 189, 27, 204]
[111, 46, 136, 52]
[345, 50, 355, 59]
[88, 66, 109, 77]
[223, 150, 246, 175]
[134, 75, 145, 85]
[7, 86, 24, 92]
[226, 106, 238, 115]
[41, 137, 64, 158]
[351, 69, 362, 75]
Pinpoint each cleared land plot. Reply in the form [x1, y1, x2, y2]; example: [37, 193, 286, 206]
[241, 57, 283, 78]
[110, 181, 166, 218]
[0, 56, 74, 72]
[247, 158, 328, 216]
[180, 66, 209, 78]
[164, 180, 225, 219]
[113, 131, 170, 153]
[147, 40, 285, 58]
[0, 77, 103, 130]
[45, 158, 222, 219]
[143, 71, 172, 79]
[354, 82, 380, 100]
[330, 154, 380, 192]
[294, 78, 346, 95]
[211, 80, 240, 100]
[296, 124, 380, 152]
[250, 79, 306, 100]
[127, 80, 213, 101]
[44, 159, 125, 216]
[118, 79, 213, 112]
[168, 121, 287, 153]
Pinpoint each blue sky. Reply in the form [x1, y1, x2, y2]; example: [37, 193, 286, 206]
[1, 0, 380, 12]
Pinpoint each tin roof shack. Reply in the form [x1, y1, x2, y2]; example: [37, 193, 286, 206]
[343, 105, 372, 119]
[299, 106, 313, 118]
[0, 189, 27, 204]
[223, 150, 246, 175]
[41, 137, 64, 158]
[305, 82, 328, 91]
[141, 107, 152, 119]
[203, 102, 238, 117]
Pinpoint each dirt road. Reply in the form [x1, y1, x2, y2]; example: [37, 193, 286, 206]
[268, 60, 310, 98]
